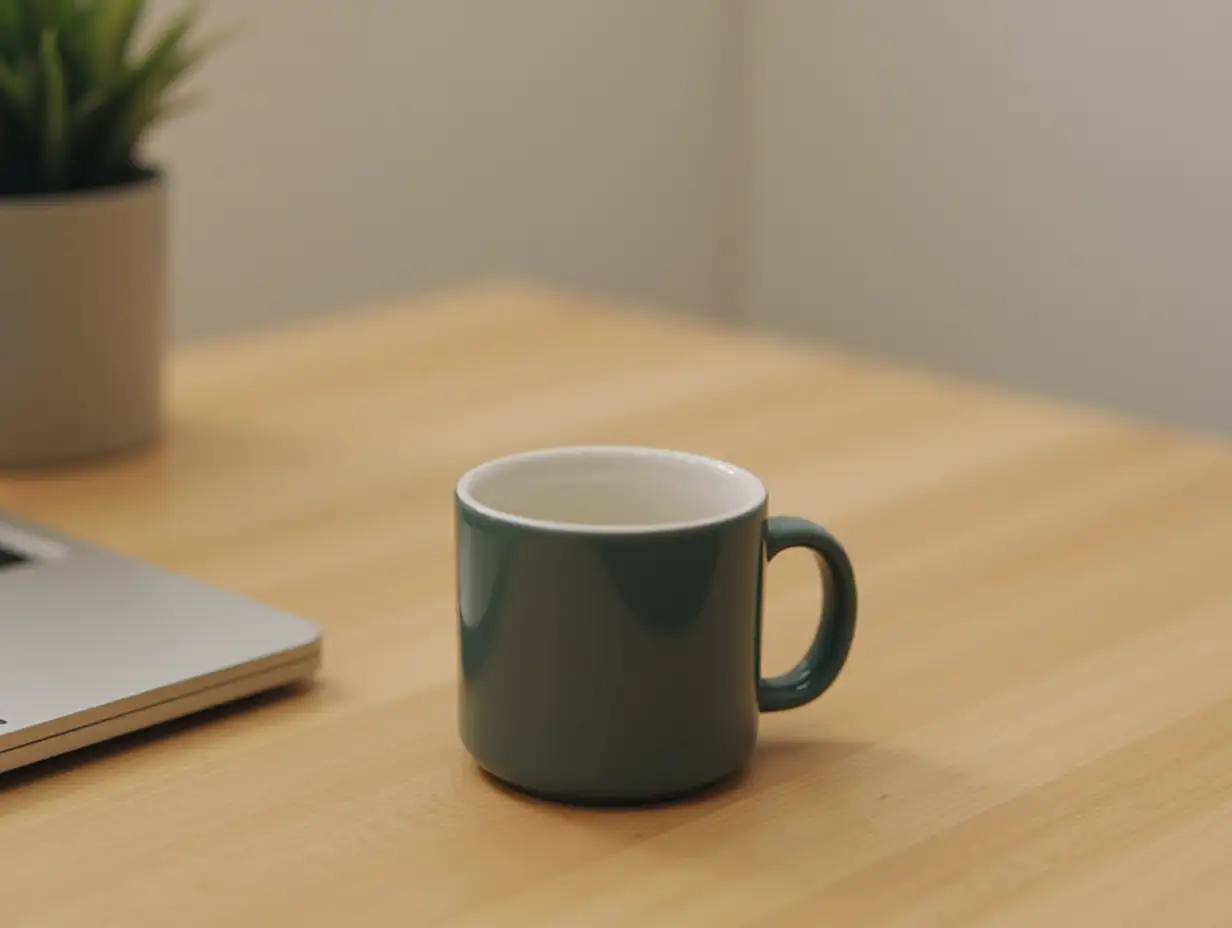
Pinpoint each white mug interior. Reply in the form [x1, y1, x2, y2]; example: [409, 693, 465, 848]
[456, 446, 767, 532]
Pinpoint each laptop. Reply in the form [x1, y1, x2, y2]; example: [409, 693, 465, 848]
[0, 513, 322, 774]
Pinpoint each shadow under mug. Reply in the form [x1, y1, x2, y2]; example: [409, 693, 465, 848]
[456, 446, 856, 804]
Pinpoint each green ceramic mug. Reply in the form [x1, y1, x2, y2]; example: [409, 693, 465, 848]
[456, 446, 856, 803]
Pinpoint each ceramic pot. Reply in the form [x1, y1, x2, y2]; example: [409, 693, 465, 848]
[0, 173, 166, 468]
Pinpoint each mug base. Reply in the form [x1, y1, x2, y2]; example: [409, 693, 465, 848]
[474, 762, 748, 808]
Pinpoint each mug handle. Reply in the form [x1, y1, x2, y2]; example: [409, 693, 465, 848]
[758, 515, 858, 712]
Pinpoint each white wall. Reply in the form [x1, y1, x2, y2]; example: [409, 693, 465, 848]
[149, 0, 740, 338]
[148, 1, 1232, 433]
[747, 1, 1232, 434]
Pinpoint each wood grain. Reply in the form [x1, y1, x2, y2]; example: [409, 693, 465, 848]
[2, 285, 1231, 926]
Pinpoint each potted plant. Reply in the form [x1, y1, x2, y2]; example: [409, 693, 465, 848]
[0, 0, 220, 467]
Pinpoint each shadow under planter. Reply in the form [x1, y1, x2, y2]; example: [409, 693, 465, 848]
[0, 172, 166, 469]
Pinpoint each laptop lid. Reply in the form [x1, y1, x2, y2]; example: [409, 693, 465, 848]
[0, 514, 321, 773]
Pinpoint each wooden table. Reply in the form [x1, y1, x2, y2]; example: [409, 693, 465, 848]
[2, 286, 1231, 926]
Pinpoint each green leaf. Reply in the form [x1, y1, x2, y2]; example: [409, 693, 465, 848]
[0, 103, 9, 184]
[39, 27, 67, 188]
[0, 57, 37, 162]
[0, 0, 25, 63]
[57, 0, 100, 96]
[1, 0, 224, 192]
[151, 87, 201, 124]
[36, 0, 76, 30]
[94, 2, 209, 174]
[17, 0, 48, 48]
[172, 24, 233, 81]
[135, 0, 204, 77]
[70, 81, 107, 124]
[85, 0, 144, 84]
[0, 58, 25, 105]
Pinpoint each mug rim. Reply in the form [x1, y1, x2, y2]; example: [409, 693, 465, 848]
[455, 445, 767, 535]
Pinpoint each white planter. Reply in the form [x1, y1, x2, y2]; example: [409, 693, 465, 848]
[0, 174, 166, 468]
